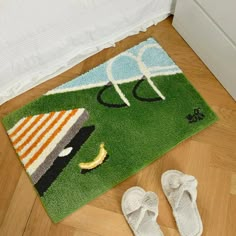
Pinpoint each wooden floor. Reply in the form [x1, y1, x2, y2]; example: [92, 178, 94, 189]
[0, 17, 235, 236]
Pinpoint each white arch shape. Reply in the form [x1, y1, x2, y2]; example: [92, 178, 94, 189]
[137, 44, 165, 100]
[106, 44, 165, 107]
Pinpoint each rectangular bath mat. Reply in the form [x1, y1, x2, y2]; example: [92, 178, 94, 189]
[2, 38, 218, 223]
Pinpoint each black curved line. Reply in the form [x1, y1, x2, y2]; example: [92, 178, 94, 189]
[97, 85, 127, 108]
[132, 79, 162, 102]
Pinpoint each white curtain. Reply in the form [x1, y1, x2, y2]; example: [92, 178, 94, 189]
[0, 0, 175, 105]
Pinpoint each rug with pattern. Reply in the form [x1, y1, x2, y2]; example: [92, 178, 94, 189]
[2, 38, 218, 222]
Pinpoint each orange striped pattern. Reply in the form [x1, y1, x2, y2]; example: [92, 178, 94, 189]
[13, 114, 44, 146]
[7, 108, 85, 177]
[9, 116, 32, 139]
[20, 111, 65, 160]
[25, 109, 77, 168]
[16, 112, 55, 153]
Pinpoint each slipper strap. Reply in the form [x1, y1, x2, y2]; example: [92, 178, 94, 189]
[169, 175, 198, 209]
[126, 192, 158, 231]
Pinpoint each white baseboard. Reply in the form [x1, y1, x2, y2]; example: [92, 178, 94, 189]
[173, 0, 236, 100]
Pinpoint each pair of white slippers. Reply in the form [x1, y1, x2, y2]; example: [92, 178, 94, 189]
[121, 170, 203, 236]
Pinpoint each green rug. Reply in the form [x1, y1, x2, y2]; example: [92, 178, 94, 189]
[2, 38, 218, 223]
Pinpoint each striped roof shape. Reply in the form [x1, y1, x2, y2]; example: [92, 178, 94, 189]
[8, 108, 89, 184]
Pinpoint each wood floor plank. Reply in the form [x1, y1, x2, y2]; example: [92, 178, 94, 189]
[0, 171, 36, 236]
[23, 198, 52, 236]
[161, 226, 180, 236]
[48, 224, 100, 236]
[226, 195, 236, 236]
[211, 146, 236, 173]
[0, 123, 23, 226]
[192, 109, 236, 152]
[230, 174, 236, 195]
[88, 174, 137, 214]
[184, 141, 231, 236]
[61, 205, 131, 236]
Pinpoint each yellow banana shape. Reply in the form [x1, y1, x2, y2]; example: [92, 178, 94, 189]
[79, 143, 107, 170]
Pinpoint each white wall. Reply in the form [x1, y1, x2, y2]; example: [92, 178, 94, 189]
[173, 0, 236, 100]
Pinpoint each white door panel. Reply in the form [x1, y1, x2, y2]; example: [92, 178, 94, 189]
[173, 0, 236, 100]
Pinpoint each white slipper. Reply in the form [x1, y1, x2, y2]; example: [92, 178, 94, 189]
[121, 186, 163, 236]
[161, 170, 203, 236]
